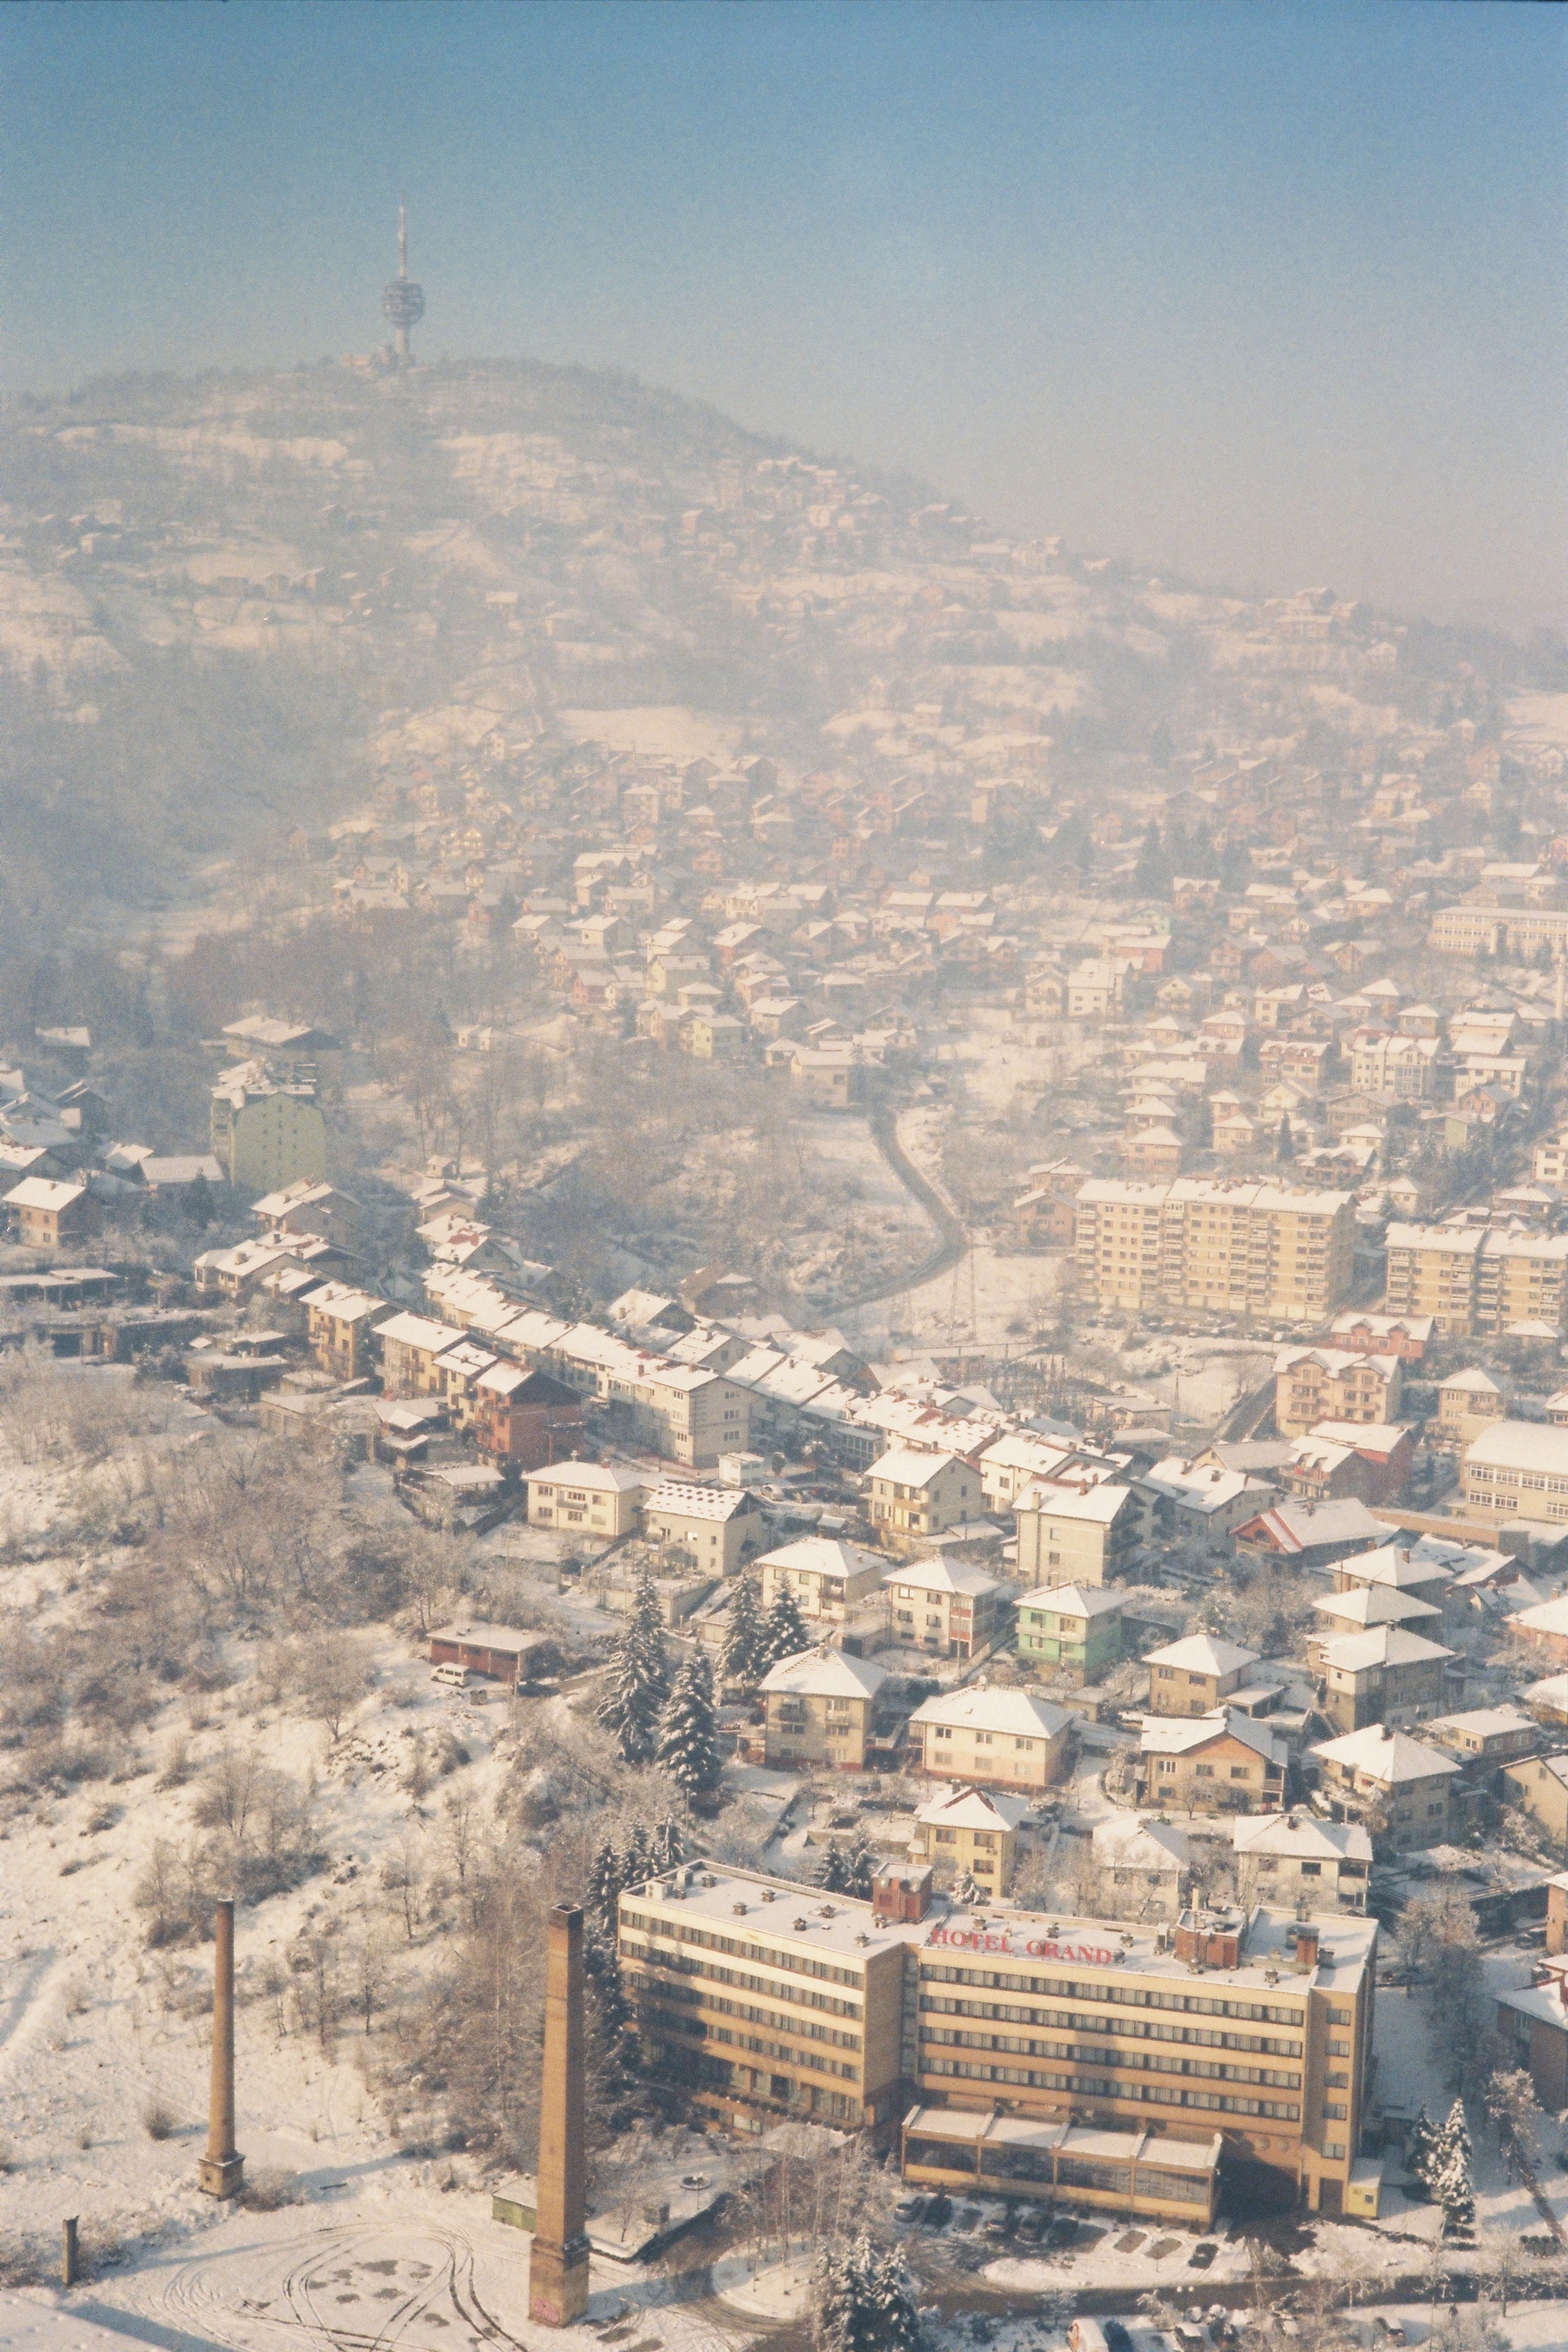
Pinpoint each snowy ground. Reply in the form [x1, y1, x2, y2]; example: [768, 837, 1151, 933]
[856, 1247, 1059, 1354]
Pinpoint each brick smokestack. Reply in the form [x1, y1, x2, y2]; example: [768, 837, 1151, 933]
[198, 1897, 244, 2198]
[528, 1905, 591, 2325]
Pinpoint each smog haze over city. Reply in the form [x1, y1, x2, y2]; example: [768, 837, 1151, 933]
[4, 7, 1568, 2352]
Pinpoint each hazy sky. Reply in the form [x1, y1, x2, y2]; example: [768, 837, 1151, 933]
[4, 2, 1564, 634]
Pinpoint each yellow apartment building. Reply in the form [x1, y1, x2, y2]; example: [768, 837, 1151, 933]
[1074, 1179, 1354, 1322]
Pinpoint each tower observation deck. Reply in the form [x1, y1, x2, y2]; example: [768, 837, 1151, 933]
[382, 195, 426, 365]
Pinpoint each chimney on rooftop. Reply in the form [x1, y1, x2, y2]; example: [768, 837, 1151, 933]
[1292, 1922, 1320, 1974]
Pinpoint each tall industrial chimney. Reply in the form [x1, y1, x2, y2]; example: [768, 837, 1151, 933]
[197, 1898, 244, 2198]
[528, 1905, 591, 2326]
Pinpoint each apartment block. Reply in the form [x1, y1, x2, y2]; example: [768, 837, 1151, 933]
[620, 1862, 1378, 2220]
[1274, 1348, 1403, 1438]
[1074, 1179, 1354, 1322]
[1462, 1421, 1568, 1528]
[1384, 1224, 1568, 1338]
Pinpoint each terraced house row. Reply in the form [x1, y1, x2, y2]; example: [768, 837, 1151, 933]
[618, 1861, 1378, 2225]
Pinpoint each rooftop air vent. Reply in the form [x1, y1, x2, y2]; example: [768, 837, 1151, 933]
[732, 1902, 748, 1915]
[701, 1873, 716, 1888]
[794, 1917, 808, 1931]
[761, 1889, 776, 1903]
[819, 1904, 836, 1918]
[855, 1932, 870, 1947]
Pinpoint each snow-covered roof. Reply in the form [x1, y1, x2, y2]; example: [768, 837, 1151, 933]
[915, 1784, 1032, 1834]
[1140, 1709, 1287, 1765]
[374, 1311, 467, 1353]
[1233, 1812, 1372, 1865]
[909, 1686, 1072, 1740]
[1317, 1625, 1455, 1672]
[868, 1446, 965, 1487]
[1467, 1422, 1568, 1476]
[1312, 1584, 1442, 1630]
[3, 1177, 85, 1210]
[1091, 1812, 1190, 1870]
[760, 1647, 887, 1700]
[645, 1481, 759, 1523]
[1511, 1596, 1568, 1641]
[1236, 1497, 1383, 1553]
[1310, 1724, 1460, 1783]
[1022, 1582, 1125, 1620]
[1016, 1478, 1133, 1525]
[1142, 1633, 1259, 1677]
[529, 1460, 647, 1494]
[755, 1536, 886, 1581]
[1442, 1367, 1502, 1394]
[1336, 1544, 1452, 1592]
[883, 1553, 1001, 1599]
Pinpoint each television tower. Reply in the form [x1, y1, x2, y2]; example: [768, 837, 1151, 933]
[381, 194, 426, 365]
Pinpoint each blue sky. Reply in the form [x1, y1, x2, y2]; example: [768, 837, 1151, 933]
[3, 1, 1564, 632]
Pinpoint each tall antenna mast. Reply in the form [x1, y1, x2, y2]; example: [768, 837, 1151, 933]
[382, 192, 426, 367]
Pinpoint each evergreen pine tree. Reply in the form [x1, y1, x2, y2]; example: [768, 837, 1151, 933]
[759, 1586, 810, 1670]
[720, 1572, 766, 1688]
[650, 1814, 685, 1871]
[841, 1828, 877, 1899]
[1432, 2098, 1475, 2236]
[597, 1571, 671, 1764]
[1276, 1113, 1295, 1165]
[655, 1646, 724, 1805]
[622, 1822, 652, 1888]
[816, 1841, 850, 1893]
[815, 2238, 920, 2352]
[1404, 2105, 1438, 2192]
[866, 2247, 922, 2352]
[587, 1839, 624, 1940]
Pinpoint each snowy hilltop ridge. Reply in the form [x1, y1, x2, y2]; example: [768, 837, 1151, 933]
[0, 357, 1526, 937]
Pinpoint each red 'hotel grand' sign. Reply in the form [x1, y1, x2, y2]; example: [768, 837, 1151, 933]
[929, 1924, 1116, 1965]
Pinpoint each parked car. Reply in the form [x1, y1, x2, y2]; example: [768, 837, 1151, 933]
[893, 2196, 927, 2225]
[1014, 2209, 1047, 2246]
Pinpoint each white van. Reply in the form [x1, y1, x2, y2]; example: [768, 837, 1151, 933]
[430, 1662, 472, 1690]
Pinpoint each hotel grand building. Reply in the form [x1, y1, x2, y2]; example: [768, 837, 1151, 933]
[618, 1863, 1377, 2222]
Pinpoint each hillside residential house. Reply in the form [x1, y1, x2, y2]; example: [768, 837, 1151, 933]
[905, 1685, 1072, 1791]
[1310, 1723, 1459, 1847]
[911, 1784, 1031, 1896]
[1437, 1368, 1506, 1445]
[1144, 1634, 1260, 1718]
[1511, 1597, 1568, 1667]
[526, 1460, 646, 1539]
[1015, 1583, 1124, 1681]
[1274, 1348, 1404, 1438]
[1232, 1812, 1372, 1912]
[1233, 1496, 1385, 1567]
[302, 1282, 384, 1381]
[1315, 1626, 1456, 1735]
[883, 1555, 1005, 1660]
[756, 1536, 888, 1623]
[1502, 1754, 1568, 1858]
[866, 1448, 980, 1550]
[3, 1177, 93, 1249]
[374, 1312, 468, 1400]
[472, 1363, 586, 1469]
[643, 1480, 765, 1574]
[759, 1647, 886, 1769]
[1138, 1711, 1289, 1813]
[1424, 1706, 1539, 1767]
[1090, 1812, 1190, 1917]
[1014, 1477, 1141, 1586]
[1334, 1543, 1454, 1613]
